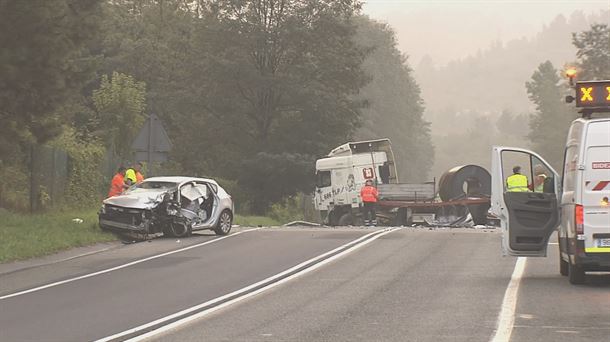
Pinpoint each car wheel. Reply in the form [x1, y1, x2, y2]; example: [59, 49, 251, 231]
[214, 210, 232, 236]
[164, 222, 191, 238]
[568, 259, 585, 285]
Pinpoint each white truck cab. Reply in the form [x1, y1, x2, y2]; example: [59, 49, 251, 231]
[314, 139, 398, 226]
[491, 112, 610, 284]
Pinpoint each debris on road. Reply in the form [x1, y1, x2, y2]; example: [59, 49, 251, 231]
[284, 221, 322, 227]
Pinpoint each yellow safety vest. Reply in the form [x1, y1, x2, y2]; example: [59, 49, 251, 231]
[507, 174, 529, 192]
[125, 168, 137, 184]
[534, 174, 547, 193]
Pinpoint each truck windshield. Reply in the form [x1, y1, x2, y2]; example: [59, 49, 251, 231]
[316, 171, 331, 188]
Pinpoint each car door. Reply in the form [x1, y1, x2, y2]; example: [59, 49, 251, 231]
[491, 146, 561, 257]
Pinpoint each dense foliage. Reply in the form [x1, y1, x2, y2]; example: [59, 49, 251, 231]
[1, 1, 605, 214]
[354, 17, 433, 182]
[0, 0, 433, 213]
[525, 61, 576, 170]
[572, 24, 610, 80]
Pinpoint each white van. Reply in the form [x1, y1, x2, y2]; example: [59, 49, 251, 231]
[491, 117, 610, 284]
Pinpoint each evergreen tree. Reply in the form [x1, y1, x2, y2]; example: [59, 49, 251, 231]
[353, 16, 433, 182]
[572, 24, 610, 79]
[526, 61, 576, 170]
[0, 0, 102, 155]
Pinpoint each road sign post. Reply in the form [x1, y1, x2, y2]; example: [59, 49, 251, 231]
[131, 114, 172, 176]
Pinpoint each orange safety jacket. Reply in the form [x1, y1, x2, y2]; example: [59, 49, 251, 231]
[360, 185, 379, 203]
[108, 173, 125, 198]
[136, 171, 144, 184]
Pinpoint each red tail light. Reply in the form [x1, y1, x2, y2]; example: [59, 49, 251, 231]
[575, 204, 584, 234]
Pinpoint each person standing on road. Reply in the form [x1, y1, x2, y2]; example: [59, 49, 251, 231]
[108, 167, 127, 198]
[360, 179, 379, 226]
[506, 166, 529, 192]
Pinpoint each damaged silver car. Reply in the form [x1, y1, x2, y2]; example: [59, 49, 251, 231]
[99, 176, 234, 238]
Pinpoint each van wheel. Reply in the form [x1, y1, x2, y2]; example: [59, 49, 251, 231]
[559, 256, 568, 276]
[568, 260, 585, 284]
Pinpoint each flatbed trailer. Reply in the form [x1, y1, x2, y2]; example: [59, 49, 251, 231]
[374, 196, 491, 226]
[378, 197, 490, 208]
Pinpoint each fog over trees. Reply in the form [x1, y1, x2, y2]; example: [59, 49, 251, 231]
[414, 10, 609, 177]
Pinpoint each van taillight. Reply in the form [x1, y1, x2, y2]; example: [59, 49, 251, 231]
[575, 204, 584, 234]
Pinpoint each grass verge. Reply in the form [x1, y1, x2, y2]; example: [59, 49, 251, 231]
[0, 209, 280, 263]
[234, 215, 280, 227]
[0, 209, 115, 263]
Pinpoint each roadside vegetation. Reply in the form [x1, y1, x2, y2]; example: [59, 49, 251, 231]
[234, 215, 280, 227]
[0, 209, 115, 263]
[0, 208, 283, 263]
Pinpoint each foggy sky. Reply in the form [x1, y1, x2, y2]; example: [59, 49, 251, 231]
[362, 0, 609, 66]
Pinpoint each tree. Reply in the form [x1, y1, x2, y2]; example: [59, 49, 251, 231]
[526, 61, 576, 170]
[92, 72, 147, 159]
[99, 0, 207, 170]
[572, 24, 610, 79]
[196, 0, 367, 150]
[0, 0, 102, 155]
[353, 16, 433, 182]
[189, 0, 368, 212]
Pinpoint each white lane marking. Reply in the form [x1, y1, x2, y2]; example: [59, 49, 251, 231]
[490, 257, 527, 342]
[548, 242, 558, 245]
[96, 228, 400, 342]
[0, 228, 262, 300]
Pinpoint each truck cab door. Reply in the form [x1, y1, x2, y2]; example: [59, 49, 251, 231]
[491, 147, 561, 257]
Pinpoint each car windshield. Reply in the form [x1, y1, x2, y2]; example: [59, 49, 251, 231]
[124, 181, 178, 194]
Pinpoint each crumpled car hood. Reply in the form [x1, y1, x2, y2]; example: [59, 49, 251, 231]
[103, 190, 167, 210]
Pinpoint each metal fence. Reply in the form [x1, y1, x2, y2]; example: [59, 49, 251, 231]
[0, 145, 123, 212]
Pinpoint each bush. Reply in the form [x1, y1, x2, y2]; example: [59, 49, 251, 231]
[269, 194, 305, 224]
[0, 162, 29, 211]
[52, 128, 106, 208]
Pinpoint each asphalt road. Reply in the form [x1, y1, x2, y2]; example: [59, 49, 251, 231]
[1, 227, 608, 342]
[512, 242, 610, 342]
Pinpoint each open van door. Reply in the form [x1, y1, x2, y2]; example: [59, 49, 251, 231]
[491, 147, 561, 257]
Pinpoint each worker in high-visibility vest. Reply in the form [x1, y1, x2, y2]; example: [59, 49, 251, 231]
[506, 166, 529, 192]
[125, 162, 145, 186]
[134, 162, 145, 183]
[532, 164, 547, 193]
[124, 164, 137, 186]
[108, 166, 127, 198]
[360, 179, 379, 226]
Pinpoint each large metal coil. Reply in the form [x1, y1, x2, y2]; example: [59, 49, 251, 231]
[438, 165, 491, 225]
